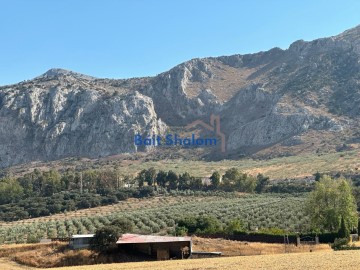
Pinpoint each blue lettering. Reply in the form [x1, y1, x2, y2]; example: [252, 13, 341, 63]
[134, 135, 142, 145]
[156, 135, 162, 145]
[144, 138, 152, 145]
[205, 138, 217, 145]
[196, 138, 204, 145]
[166, 134, 173, 145]
[183, 138, 190, 145]
[174, 134, 182, 145]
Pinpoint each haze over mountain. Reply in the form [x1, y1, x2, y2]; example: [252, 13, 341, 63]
[1, 25, 360, 168]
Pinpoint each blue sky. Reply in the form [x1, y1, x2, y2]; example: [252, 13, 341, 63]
[1, 0, 360, 86]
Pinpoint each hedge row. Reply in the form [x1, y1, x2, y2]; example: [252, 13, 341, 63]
[198, 231, 339, 244]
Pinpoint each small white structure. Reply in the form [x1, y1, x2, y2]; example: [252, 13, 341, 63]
[201, 177, 211, 186]
[69, 234, 94, 249]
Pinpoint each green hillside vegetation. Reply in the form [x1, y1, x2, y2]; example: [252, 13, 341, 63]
[0, 193, 307, 244]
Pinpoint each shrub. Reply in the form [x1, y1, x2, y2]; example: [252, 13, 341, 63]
[100, 196, 118, 205]
[331, 238, 349, 250]
[175, 226, 188, 236]
[90, 225, 121, 252]
[76, 199, 91, 209]
[177, 215, 222, 234]
[224, 219, 246, 234]
[115, 191, 128, 201]
[110, 217, 135, 233]
[27, 234, 41, 243]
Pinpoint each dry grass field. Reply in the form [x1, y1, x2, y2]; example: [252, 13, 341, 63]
[2, 250, 356, 270]
[192, 237, 331, 256]
[0, 258, 32, 270]
[7, 149, 359, 180]
[0, 238, 334, 269]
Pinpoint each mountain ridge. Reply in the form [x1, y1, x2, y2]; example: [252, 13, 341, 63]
[0, 25, 359, 167]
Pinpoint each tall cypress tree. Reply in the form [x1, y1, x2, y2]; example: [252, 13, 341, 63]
[338, 216, 350, 239]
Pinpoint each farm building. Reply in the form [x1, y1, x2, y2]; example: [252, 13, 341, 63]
[69, 234, 94, 249]
[116, 234, 192, 260]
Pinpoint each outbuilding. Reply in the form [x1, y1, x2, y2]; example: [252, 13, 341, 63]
[69, 234, 94, 249]
[116, 234, 192, 260]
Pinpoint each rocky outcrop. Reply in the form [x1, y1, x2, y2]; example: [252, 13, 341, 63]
[1, 25, 360, 166]
[0, 76, 165, 167]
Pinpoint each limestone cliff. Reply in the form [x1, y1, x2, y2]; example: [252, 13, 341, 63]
[1, 25, 360, 166]
[0, 72, 165, 167]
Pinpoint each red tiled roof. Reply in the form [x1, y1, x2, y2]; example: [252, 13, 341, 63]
[116, 234, 191, 244]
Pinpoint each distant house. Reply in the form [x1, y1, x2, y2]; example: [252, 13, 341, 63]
[69, 234, 94, 249]
[116, 234, 192, 260]
[201, 177, 211, 186]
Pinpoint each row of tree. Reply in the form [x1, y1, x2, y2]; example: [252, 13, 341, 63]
[135, 167, 270, 193]
[0, 166, 273, 210]
[0, 168, 135, 204]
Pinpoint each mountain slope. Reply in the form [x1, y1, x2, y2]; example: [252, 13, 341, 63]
[1, 25, 360, 167]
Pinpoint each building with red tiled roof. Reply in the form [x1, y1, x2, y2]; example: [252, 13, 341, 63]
[116, 234, 192, 260]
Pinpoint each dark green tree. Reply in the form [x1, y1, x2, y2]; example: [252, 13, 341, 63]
[196, 215, 222, 234]
[224, 219, 245, 234]
[240, 175, 257, 193]
[314, 172, 322, 182]
[222, 168, 241, 183]
[178, 172, 191, 190]
[177, 215, 222, 234]
[338, 216, 350, 239]
[32, 169, 44, 194]
[42, 170, 61, 196]
[167, 170, 178, 190]
[136, 169, 147, 187]
[145, 167, 157, 186]
[90, 225, 121, 252]
[210, 171, 221, 188]
[110, 217, 135, 233]
[156, 170, 168, 188]
[0, 177, 24, 204]
[190, 177, 203, 190]
[177, 216, 198, 234]
[255, 173, 269, 193]
[175, 226, 188, 236]
[222, 168, 241, 189]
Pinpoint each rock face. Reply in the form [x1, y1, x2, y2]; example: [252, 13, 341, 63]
[1, 25, 360, 167]
[0, 74, 165, 167]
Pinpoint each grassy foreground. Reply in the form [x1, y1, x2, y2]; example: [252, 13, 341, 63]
[0, 239, 331, 269]
[41, 250, 360, 270]
[0, 243, 360, 270]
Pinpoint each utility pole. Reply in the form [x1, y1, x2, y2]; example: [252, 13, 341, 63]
[284, 234, 289, 253]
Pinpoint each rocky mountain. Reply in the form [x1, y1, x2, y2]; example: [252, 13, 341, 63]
[1, 25, 360, 167]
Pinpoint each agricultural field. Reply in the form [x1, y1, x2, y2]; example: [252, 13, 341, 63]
[0, 241, 355, 270]
[0, 194, 308, 244]
[48, 250, 360, 270]
[5, 149, 359, 180]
